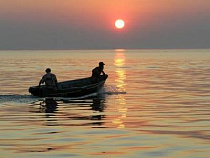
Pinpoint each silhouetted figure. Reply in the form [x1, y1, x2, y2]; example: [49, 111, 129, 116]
[39, 68, 58, 90]
[91, 62, 106, 83]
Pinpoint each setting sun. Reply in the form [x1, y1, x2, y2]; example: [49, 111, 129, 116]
[115, 19, 125, 29]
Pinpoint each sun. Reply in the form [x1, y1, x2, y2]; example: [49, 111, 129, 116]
[115, 19, 125, 29]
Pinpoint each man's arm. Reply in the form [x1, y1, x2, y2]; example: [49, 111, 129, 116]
[53, 74, 58, 89]
[38, 80, 42, 87]
[102, 70, 106, 76]
[39, 76, 45, 86]
[54, 75, 58, 83]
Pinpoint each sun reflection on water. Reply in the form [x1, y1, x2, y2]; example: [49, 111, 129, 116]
[114, 50, 126, 92]
[112, 50, 127, 128]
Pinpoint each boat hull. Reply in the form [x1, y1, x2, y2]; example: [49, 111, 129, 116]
[29, 75, 108, 97]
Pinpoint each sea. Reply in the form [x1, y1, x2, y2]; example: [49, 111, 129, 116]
[0, 49, 210, 158]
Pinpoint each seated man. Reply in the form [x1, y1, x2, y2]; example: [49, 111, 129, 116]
[91, 62, 106, 83]
[39, 68, 58, 90]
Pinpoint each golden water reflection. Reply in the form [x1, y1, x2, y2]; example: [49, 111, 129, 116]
[114, 50, 126, 92]
[112, 50, 127, 128]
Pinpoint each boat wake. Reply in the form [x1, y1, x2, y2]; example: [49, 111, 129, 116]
[0, 95, 38, 104]
[99, 85, 126, 95]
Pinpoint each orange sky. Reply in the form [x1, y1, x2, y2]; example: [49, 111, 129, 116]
[1, 0, 209, 27]
[0, 0, 210, 49]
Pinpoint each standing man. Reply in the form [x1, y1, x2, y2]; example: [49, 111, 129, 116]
[39, 68, 58, 90]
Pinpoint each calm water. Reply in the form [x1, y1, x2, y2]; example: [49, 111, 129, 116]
[0, 49, 210, 158]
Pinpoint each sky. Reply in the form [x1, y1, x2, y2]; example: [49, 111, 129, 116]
[0, 0, 210, 50]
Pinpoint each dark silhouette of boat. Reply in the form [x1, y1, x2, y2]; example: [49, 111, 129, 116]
[29, 75, 108, 97]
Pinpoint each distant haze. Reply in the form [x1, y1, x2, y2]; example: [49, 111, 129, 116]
[0, 0, 210, 50]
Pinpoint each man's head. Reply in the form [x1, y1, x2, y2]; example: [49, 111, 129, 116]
[99, 62, 105, 68]
[45, 68, 51, 73]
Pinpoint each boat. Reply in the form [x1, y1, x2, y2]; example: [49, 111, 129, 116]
[29, 75, 108, 97]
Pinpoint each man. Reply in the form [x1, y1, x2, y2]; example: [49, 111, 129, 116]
[39, 68, 58, 90]
[91, 62, 106, 83]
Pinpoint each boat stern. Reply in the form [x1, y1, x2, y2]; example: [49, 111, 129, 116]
[29, 86, 40, 96]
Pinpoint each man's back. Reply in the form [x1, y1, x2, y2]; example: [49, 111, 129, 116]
[92, 67, 101, 77]
[41, 73, 57, 88]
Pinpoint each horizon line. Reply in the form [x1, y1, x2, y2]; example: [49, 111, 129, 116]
[0, 48, 210, 51]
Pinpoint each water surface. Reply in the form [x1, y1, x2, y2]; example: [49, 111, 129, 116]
[0, 49, 210, 158]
